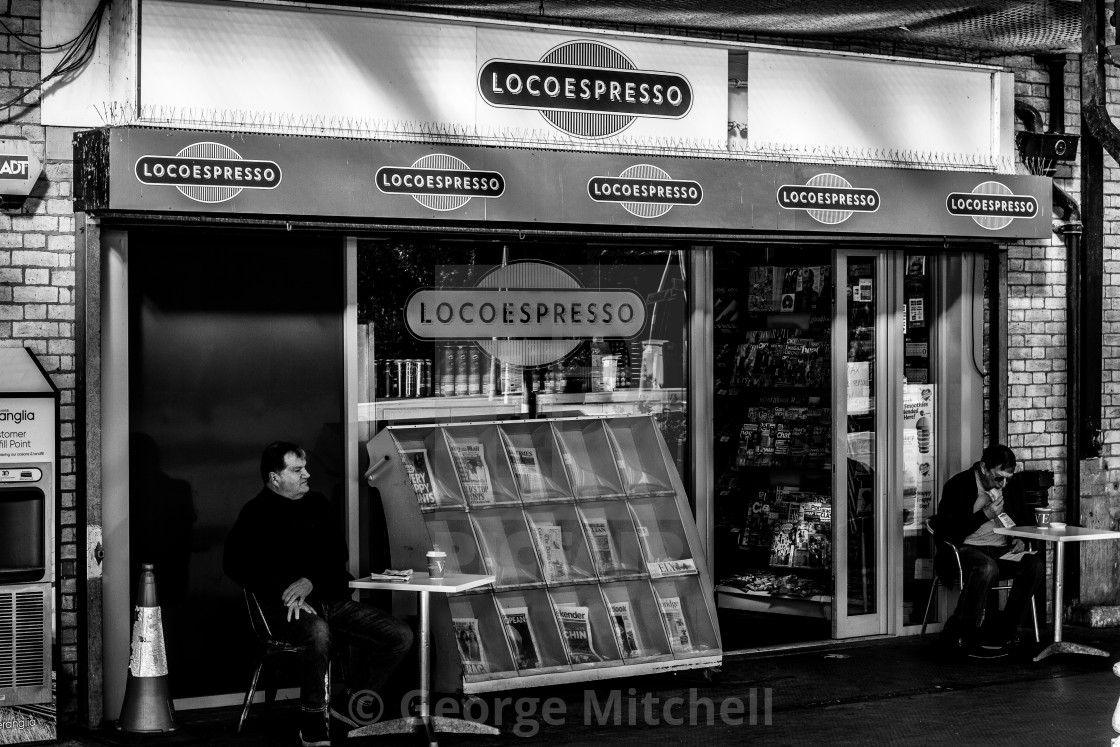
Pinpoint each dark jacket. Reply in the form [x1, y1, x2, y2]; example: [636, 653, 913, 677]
[223, 487, 353, 607]
[933, 463, 1031, 548]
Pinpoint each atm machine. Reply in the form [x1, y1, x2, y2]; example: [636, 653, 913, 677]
[0, 347, 58, 743]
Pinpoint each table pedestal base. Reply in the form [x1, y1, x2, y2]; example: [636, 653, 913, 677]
[1033, 640, 1110, 662]
[348, 715, 500, 745]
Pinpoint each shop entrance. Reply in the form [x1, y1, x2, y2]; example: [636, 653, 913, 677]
[714, 246, 982, 648]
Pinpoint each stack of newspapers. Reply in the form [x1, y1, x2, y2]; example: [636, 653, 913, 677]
[368, 569, 414, 582]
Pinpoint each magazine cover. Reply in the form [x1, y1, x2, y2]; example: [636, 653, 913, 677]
[583, 517, 619, 572]
[452, 617, 488, 675]
[449, 441, 495, 505]
[532, 523, 571, 582]
[557, 604, 603, 664]
[502, 607, 540, 670]
[509, 445, 545, 498]
[400, 448, 437, 506]
[658, 596, 693, 654]
[609, 600, 643, 658]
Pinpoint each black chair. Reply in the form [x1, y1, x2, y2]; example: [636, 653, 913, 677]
[920, 519, 1039, 642]
[237, 590, 333, 733]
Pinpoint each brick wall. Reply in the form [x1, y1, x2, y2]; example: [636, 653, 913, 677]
[1, 0, 81, 719]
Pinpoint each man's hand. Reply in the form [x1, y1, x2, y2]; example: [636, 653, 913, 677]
[286, 599, 317, 622]
[982, 491, 1005, 520]
[1011, 538, 1027, 554]
[282, 577, 314, 621]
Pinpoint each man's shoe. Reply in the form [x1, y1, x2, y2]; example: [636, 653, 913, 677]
[299, 712, 331, 747]
[968, 642, 1009, 659]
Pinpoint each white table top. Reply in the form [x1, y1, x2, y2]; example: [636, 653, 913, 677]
[995, 525, 1120, 543]
[350, 572, 495, 593]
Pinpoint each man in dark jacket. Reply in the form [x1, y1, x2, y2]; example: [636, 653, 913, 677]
[224, 441, 413, 747]
[933, 443, 1043, 658]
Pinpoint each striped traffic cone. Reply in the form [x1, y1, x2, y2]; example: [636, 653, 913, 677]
[117, 563, 177, 732]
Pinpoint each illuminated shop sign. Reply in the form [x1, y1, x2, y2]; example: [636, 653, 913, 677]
[134, 142, 282, 203]
[776, 174, 880, 225]
[377, 154, 505, 211]
[589, 164, 702, 219]
[479, 40, 693, 138]
[946, 181, 1038, 230]
[405, 261, 647, 368]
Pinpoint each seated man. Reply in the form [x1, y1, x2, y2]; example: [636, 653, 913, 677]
[933, 443, 1044, 658]
[224, 441, 413, 747]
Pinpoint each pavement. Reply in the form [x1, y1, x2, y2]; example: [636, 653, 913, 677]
[57, 625, 1120, 747]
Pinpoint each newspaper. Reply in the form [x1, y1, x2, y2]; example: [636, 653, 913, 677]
[533, 523, 571, 582]
[584, 517, 619, 572]
[658, 596, 692, 654]
[400, 448, 437, 506]
[452, 617, 488, 675]
[647, 558, 697, 578]
[509, 445, 545, 498]
[449, 441, 495, 505]
[557, 604, 603, 664]
[502, 607, 540, 670]
[609, 600, 643, 658]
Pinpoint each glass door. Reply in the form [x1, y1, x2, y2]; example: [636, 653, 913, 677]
[834, 250, 892, 638]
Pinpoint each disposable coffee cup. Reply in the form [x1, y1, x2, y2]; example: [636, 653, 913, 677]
[1034, 507, 1053, 528]
[426, 550, 447, 579]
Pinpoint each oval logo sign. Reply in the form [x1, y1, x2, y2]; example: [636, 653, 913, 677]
[588, 164, 702, 219]
[479, 39, 693, 139]
[134, 142, 282, 204]
[376, 153, 505, 211]
[777, 173, 880, 225]
[946, 181, 1037, 230]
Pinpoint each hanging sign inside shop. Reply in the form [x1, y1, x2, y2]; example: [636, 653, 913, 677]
[134, 142, 282, 203]
[776, 173, 880, 225]
[405, 261, 646, 368]
[945, 181, 1038, 231]
[479, 39, 694, 138]
[376, 154, 505, 211]
[588, 164, 702, 218]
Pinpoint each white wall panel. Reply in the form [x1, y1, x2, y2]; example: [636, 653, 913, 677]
[141, 0, 477, 125]
[748, 50, 999, 163]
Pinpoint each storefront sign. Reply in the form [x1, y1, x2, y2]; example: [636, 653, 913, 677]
[588, 164, 702, 218]
[777, 174, 880, 225]
[134, 142, 282, 203]
[404, 261, 647, 368]
[945, 181, 1038, 230]
[78, 127, 1054, 240]
[406, 288, 644, 339]
[376, 154, 505, 211]
[479, 39, 693, 138]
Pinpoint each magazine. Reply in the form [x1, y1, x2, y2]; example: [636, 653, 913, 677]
[509, 445, 545, 498]
[532, 523, 571, 582]
[609, 600, 643, 658]
[400, 448, 437, 506]
[557, 604, 603, 664]
[449, 441, 495, 505]
[583, 517, 619, 572]
[658, 596, 692, 654]
[452, 617, 488, 675]
[502, 607, 540, 670]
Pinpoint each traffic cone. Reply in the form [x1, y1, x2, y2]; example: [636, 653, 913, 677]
[117, 563, 177, 732]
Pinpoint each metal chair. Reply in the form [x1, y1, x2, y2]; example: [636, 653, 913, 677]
[237, 590, 333, 733]
[920, 518, 1040, 642]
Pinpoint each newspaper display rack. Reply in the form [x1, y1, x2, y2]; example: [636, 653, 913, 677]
[366, 415, 722, 693]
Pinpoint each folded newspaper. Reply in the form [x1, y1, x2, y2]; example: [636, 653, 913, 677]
[369, 569, 414, 582]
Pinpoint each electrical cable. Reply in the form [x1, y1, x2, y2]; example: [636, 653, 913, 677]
[1, 0, 110, 123]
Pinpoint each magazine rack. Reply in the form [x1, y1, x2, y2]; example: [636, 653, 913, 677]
[365, 415, 722, 694]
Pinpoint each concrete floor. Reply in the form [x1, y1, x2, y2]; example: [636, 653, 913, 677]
[60, 625, 1120, 747]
